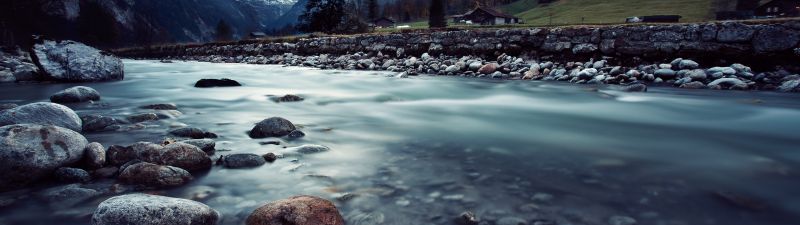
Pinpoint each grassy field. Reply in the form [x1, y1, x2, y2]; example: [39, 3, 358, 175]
[377, 0, 722, 32]
[514, 0, 717, 26]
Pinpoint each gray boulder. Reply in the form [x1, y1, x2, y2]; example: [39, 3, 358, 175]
[92, 194, 219, 225]
[0, 124, 88, 191]
[81, 115, 120, 132]
[50, 86, 100, 103]
[654, 69, 677, 79]
[118, 162, 193, 187]
[39, 184, 100, 208]
[778, 79, 800, 92]
[222, 153, 267, 168]
[84, 142, 106, 169]
[33, 40, 124, 82]
[114, 142, 211, 172]
[249, 117, 296, 138]
[0, 102, 82, 131]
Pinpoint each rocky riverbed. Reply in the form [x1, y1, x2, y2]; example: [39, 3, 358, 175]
[1, 59, 799, 225]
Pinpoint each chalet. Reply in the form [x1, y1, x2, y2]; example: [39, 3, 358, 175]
[755, 0, 800, 18]
[249, 32, 266, 39]
[372, 17, 396, 28]
[451, 7, 521, 25]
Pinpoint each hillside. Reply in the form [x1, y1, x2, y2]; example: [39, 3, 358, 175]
[506, 0, 717, 26]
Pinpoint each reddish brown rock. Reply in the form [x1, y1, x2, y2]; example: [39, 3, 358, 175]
[477, 63, 498, 75]
[246, 195, 344, 225]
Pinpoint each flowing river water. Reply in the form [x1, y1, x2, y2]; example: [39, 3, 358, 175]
[1, 60, 799, 225]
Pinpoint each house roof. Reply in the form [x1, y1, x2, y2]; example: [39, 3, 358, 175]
[374, 17, 396, 23]
[464, 7, 520, 19]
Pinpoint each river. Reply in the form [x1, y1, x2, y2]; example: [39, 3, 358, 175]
[1, 60, 799, 225]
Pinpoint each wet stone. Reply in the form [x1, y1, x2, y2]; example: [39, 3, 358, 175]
[287, 130, 305, 139]
[222, 154, 267, 168]
[194, 78, 241, 88]
[455, 211, 480, 225]
[83, 142, 106, 169]
[272, 94, 304, 102]
[50, 86, 100, 103]
[140, 103, 178, 110]
[118, 162, 193, 188]
[179, 138, 216, 155]
[169, 127, 218, 139]
[92, 193, 220, 225]
[246, 195, 345, 225]
[262, 153, 277, 162]
[249, 117, 296, 138]
[126, 113, 159, 123]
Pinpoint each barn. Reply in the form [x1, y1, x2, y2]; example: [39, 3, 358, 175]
[451, 7, 521, 25]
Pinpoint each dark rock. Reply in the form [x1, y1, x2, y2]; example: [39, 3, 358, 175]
[654, 69, 677, 79]
[84, 142, 106, 169]
[33, 40, 123, 82]
[194, 78, 242, 88]
[126, 113, 159, 123]
[140, 103, 178, 110]
[680, 81, 706, 89]
[0, 103, 17, 112]
[273, 94, 304, 102]
[455, 211, 480, 225]
[118, 162, 193, 187]
[0, 102, 82, 131]
[621, 83, 647, 92]
[287, 130, 305, 139]
[169, 127, 218, 139]
[246, 195, 345, 225]
[54, 167, 91, 183]
[0, 124, 88, 191]
[106, 144, 139, 166]
[249, 117, 296, 138]
[50, 86, 101, 103]
[713, 191, 767, 211]
[222, 153, 267, 168]
[81, 115, 119, 132]
[263, 153, 277, 162]
[93, 166, 119, 178]
[92, 194, 220, 225]
[179, 139, 216, 155]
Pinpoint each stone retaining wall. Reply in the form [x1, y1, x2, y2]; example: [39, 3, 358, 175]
[115, 20, 800, 69]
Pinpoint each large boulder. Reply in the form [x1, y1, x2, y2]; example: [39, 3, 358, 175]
[246, 195, 345, 225]
[33, 40, 124, 82]
[194, 78, 241, 87]
[222, 153, 266, 168]
[118, 162, 193, 187]
[50, 86, 101, 103]
[92, 194, 219, 225]
[0, 102, 82, 131]
[249, 117, 296, 138]
[0, 124, 88, 191]
[108, 142, 212, 171]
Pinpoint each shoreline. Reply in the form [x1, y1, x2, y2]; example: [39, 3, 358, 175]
[134, 51, 800, 93]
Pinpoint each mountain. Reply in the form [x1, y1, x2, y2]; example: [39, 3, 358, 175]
[270, 0, 309, 29]
[0, 0, 297, 48]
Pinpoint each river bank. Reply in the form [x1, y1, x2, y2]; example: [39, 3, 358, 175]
[112, 20, 800, 93]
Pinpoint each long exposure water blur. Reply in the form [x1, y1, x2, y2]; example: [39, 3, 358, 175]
[1, 60, 799, 225]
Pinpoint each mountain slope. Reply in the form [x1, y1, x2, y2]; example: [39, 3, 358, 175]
[509, 0, 717, 25]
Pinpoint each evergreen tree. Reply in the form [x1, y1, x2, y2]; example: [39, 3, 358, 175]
[428, 0, 447, 28]
[215, 19, 233, 41]
[367, 0, 379, 20]
[297, 0, 347, 33]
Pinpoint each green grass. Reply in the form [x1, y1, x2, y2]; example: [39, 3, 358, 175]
[514, 0, 717, 26]
[498, 0, 539, 15]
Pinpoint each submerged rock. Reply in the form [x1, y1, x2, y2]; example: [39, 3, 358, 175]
[39, 184, 100, 208]
[50, 86, 101, 103]
[0, 102, 82, 131]
[140, 103, 178, 110]
[0, 124, 88, 191]
[287, 130, 305, 139]
[249, 117, 296, 138]
[286, 144, 331, 154]
[454, 211, 480, 225]
[246, 195, 345, 225]
[194, 78, 241, 87]
[34, 40, 124, 82]
[92, 194, 219, 225]
[222, 153, 267, 168]
[621, 83, 648, 92]
[54, 167, 91, 183]
[118, 162, 193, 187]
[126, 113, 159, 123]
[273, 94, 304, 102]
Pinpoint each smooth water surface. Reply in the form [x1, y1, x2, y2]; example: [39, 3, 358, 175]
[1, 60, 799, 225]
